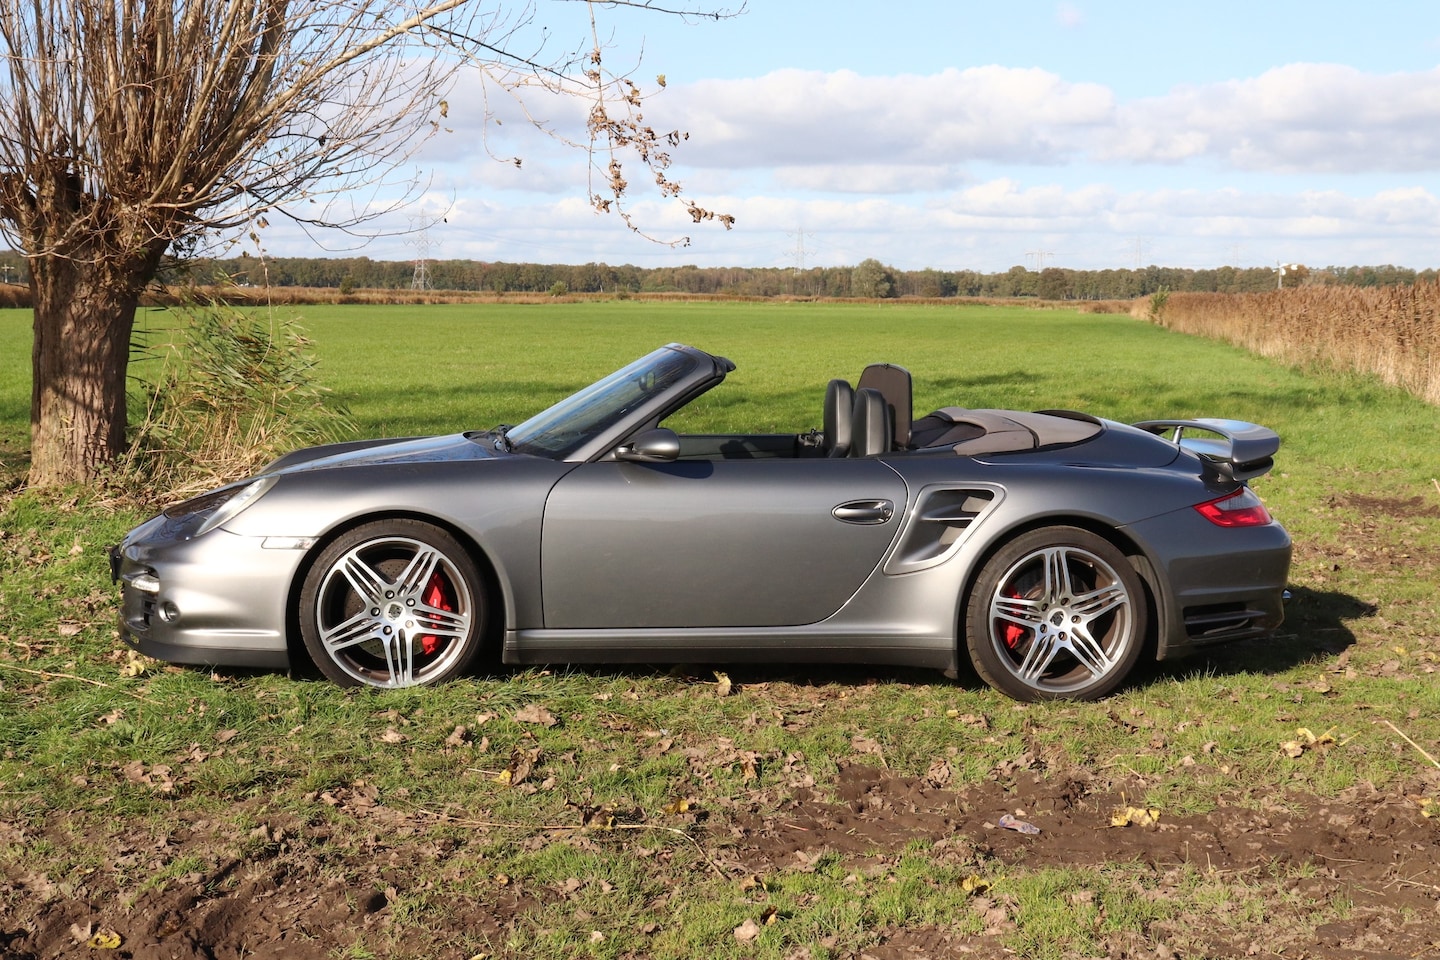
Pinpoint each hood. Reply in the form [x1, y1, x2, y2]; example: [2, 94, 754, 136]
[265, 433, 499, 475]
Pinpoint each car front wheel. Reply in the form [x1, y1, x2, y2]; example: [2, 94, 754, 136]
[299, 520, 487, 688]
[966, 526, 1146, 701]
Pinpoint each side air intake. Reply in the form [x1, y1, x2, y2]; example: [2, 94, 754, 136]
[884, 486, 1000, 574]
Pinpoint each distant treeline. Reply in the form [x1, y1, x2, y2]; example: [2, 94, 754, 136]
[1, 249, 1436, 302]
[186, 257, 1440, 300]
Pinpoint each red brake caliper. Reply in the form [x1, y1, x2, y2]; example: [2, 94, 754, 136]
[1003, 588, 1026, 649]
[420, 572, 453, 655]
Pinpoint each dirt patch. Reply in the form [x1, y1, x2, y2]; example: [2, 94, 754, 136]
[1300, 495, 1440, 582]
[4, 766, 1437, 959]
[1338, 493, 1440, 521]
[728, 764, 1440, 959]
[0, 803, 536, 960]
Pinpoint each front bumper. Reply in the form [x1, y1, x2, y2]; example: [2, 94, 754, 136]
[112, 518, 301, 670]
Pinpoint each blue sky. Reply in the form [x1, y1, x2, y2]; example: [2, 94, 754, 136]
[267, 1, 1440, 273]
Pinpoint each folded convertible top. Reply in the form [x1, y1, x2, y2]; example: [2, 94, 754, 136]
[911, 407, 1104, 455]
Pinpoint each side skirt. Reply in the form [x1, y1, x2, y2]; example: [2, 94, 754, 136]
[504, 626, 955, 671]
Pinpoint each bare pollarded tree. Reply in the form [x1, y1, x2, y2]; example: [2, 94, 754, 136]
[0, 0, 736, 486]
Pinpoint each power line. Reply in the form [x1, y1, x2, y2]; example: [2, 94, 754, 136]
[406, 220, 436, 291]
[1026, 249, 1055, 271]
[786, 225, 815, 293]
[786, 226, 811, 272]
[1129, 237, 1150, 270]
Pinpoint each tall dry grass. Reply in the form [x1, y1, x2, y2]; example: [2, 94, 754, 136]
[1137, 282, 1440, 404]
[121, 303, 354, 498]
[0, 283, 27, 308]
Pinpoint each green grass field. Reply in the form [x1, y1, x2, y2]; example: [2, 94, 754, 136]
[2, 301, 1438, 959]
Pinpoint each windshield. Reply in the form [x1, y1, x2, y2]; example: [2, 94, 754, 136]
[506, 346, 699, 458]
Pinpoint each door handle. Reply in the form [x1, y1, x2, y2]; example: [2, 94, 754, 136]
[832, 499, 895, 524]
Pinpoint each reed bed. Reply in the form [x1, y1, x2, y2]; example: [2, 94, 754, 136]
[1138, 282, 1440, 404]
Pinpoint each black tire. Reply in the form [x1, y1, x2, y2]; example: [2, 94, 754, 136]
[965, 526, 1146, 701]
[299, 519, 488, 688]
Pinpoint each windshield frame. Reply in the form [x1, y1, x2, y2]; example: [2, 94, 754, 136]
[505, 344, 725, 461]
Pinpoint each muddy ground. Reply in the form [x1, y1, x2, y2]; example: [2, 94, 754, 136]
[3, 762, 1437, 960]
[4, 492, 1438, 958]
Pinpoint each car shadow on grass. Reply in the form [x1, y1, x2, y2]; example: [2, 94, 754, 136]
[545, 585, 1375, 699]
[523, 660, 985, 695]
[264, 586, 1373, 697]
[1142, 586, 1374, 687]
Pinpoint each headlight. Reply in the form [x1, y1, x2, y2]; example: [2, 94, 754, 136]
[164, 476, 278, 538]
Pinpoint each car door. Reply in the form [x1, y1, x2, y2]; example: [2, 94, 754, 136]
[540, 457, 907, 629]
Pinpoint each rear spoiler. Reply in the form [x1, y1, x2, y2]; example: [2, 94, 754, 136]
[1133, 418, 1280, 482]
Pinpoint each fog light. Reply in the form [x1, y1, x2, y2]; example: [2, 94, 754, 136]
[132, 573, 161, 594]
[159, 602, 181, 623]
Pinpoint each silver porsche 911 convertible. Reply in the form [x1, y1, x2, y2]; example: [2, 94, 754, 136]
[111, 343, 1291, 701]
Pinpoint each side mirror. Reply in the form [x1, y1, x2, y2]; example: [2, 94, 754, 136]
[614, 427, 680, 463]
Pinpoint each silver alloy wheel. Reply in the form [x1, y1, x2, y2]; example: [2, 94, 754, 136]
[311, 535, 475, 687]
[985, 543, 1135, 697]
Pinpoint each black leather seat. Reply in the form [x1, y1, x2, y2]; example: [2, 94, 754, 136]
[823, 379, 854, 457]
[850, 388, 893, 457]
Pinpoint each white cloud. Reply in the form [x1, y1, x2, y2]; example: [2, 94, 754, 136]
[650, 67, 1114, 169]
[943, 179, 1117, 219]
[772, 163, 970, 194]
[649, 63, 1440, 177]
[253, 59, 1440, 270]
[1104, 64, 1440, 172]
[348, 181, 1439, 271]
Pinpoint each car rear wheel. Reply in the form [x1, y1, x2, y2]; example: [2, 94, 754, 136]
[299, 520, 487, 688]
[966, 526, 1146, 701]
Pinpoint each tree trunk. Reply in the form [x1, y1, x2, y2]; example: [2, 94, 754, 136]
[27, 243, 166, 487]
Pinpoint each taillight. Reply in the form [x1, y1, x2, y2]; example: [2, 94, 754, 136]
[1194, 488, 1272, 527]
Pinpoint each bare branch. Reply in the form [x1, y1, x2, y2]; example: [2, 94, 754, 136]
[569, 0, 746, 21]
[2, 0, 734, 484]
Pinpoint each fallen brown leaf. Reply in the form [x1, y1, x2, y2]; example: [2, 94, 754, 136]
[514, 704, 557, 727]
